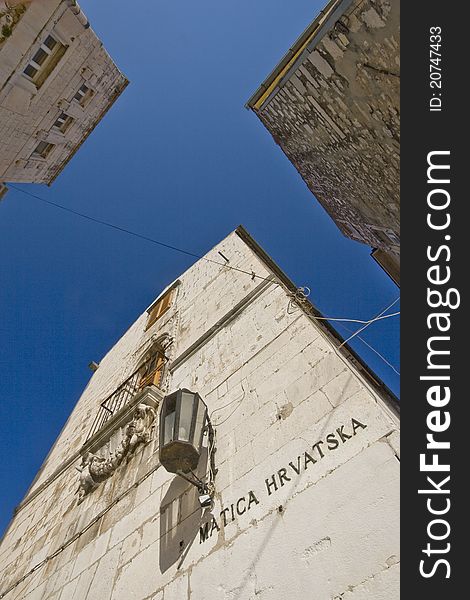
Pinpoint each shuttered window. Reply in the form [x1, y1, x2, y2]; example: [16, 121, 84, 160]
[145, 290, 173, 330]
[138, 351, 165, 389]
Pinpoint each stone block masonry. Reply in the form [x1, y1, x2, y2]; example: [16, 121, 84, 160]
[247, 0, 400, 258]
[0, 228, 399, 599]
[0, 0, 128, 188]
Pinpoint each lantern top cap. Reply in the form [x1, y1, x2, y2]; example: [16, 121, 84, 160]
[164, 389, 205, 403]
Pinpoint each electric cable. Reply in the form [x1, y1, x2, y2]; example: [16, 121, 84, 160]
[9, 184, 400, 327]
[210, 381, 248, 427]
[338, 296, 400, 348]
[311, 311, 400, 325]
[287, 287, 400, 374]
[7, 182, 400, 390]
[7, 184, 276, 284]
[335, 322, 400, 376]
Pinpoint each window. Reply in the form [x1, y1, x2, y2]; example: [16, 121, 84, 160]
[73, 83, 93, 107]
[337, 220, 364, 242]
[369, 225, 400, 246]
[23, 35, 67, 88]
[53, 112, 74, 133]
[33, 141, 55, 158]
[384, 229, 400, 245]
[145, 290, 173, 330]
[138, 350, 166, 389]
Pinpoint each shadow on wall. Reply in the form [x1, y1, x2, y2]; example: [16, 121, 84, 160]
[159, 446, 210, 572]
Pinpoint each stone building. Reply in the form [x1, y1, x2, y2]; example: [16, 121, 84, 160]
[246, 0, 400, 284]
[0, 0, 128, 197]
[0, 227, 400, 600]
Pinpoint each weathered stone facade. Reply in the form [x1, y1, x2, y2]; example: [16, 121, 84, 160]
[247, 0, 400, 267]
[0, 228, 399, 599]
[371, 247, 400, 286]
[0, 0, 128, 194]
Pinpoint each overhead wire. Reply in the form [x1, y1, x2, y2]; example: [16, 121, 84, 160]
[7, 184, 275, 284]
[311, 311, 399, 325]
[287, 287, 400, 373]
[338, 296, 400, 348]
[210, 381, 248, 427]
[7, 184, 399, 360]
[335, 322, 400, 376]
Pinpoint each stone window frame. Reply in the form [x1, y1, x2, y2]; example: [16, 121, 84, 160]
[368, 224, 400, 247]
[72, 82, 94, 108]
[52, 111, 74, 134]
[22, 33, 67, 89]
[336, 219, 364, 243]
[32, 140, 55, 159]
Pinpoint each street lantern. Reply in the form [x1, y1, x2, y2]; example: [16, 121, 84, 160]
[159, 389, 208, 474]
[159, 389, 216, 507]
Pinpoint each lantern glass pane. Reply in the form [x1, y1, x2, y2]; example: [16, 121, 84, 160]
[163, 410, 175, 445]
[193, 398, 206, 452]
[178, 391, 195, 442]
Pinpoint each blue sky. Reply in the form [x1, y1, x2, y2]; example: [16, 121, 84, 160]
[0, 0, 399, 535]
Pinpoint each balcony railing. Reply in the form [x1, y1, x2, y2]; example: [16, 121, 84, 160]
[86, 353, 165, 442]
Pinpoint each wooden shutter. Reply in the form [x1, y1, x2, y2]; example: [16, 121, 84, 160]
[158, 290, 172, 316]
[138, 353, 165, 389]
[145, 289, 173, 330]
[146, 304, 160, 331]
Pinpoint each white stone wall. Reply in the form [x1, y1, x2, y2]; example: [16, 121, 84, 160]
[0, 230, 400, 599]
[0, 0, 128, 186]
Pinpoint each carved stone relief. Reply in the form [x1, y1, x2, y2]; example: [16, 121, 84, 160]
[0, 2, 28, 45]
[76, 401, 157, 502]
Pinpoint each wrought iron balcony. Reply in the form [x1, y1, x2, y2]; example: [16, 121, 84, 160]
[86, 352, 165, 442]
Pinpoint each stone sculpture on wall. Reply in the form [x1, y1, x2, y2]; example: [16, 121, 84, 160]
[126, 403, 155, 455]
[0, 2, 28, 45]
[76, 403, 156, 502]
